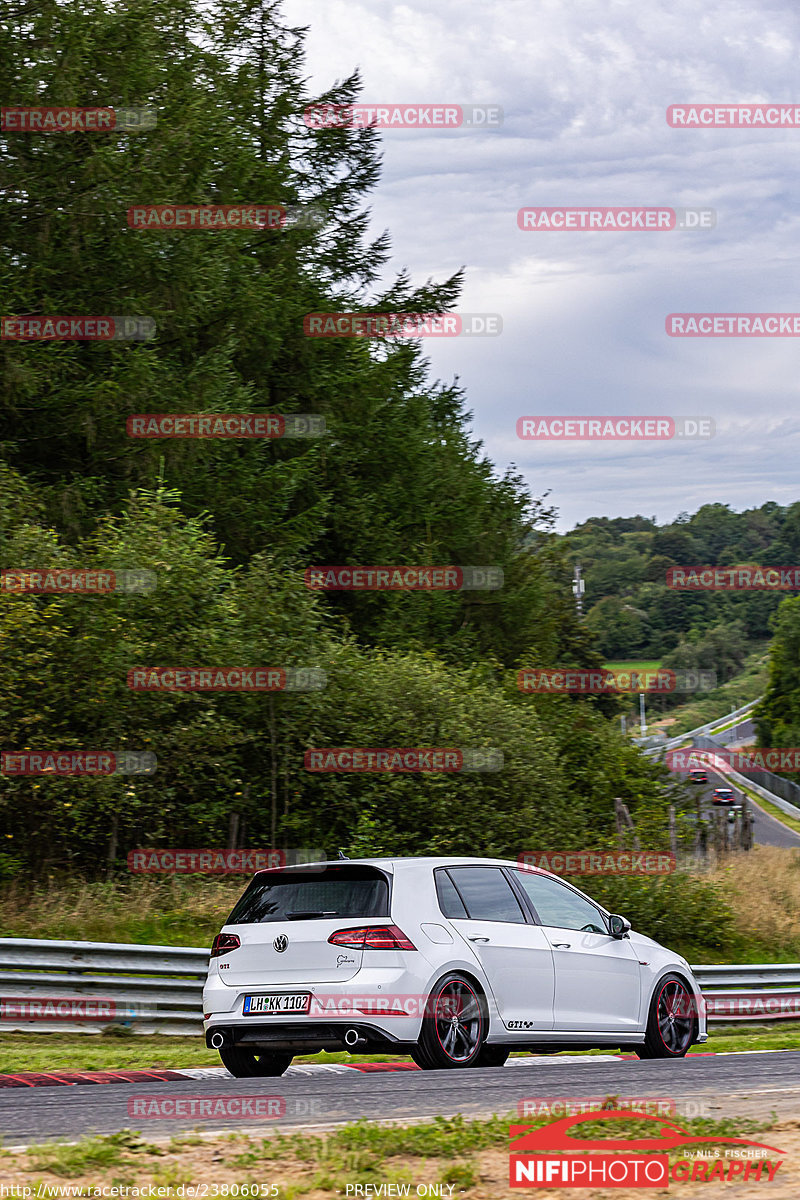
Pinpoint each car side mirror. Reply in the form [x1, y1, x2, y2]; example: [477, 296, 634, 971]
[608, 914, 631, 939]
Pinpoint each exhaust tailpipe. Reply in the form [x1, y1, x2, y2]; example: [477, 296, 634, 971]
[210, 1030, 225, 1049]
[344, 1028, 366, 1048]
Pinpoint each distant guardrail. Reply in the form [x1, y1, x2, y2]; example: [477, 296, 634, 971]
[0, 938, 797, 1033]
[692, 731, 800, 815]
[640, 698, 761, 757]
[640, 691, 800, 822]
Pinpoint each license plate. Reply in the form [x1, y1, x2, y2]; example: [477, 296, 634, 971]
[242, 992, 310, 1015]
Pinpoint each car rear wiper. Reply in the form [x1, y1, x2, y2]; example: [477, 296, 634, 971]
[286, 910, 339, 919]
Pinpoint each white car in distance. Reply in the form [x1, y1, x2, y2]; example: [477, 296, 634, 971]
[202, 857, 706, 1076]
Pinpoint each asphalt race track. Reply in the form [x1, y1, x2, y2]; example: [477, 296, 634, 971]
[4, 727, 797, 1148]
[3, 1052, 800, 1144]
[690, 770, 800, 849]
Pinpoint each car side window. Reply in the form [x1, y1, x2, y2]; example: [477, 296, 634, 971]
[445, 867, 526, 923]
[511, 870, 607, 933]
[435, 870, 469, 919]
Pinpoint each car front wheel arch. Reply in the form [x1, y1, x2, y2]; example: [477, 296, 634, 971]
[635, 971, 699, 1059]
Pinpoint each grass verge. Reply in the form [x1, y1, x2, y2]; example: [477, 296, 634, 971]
[0, 875, 245, 947]
[738, 783, 800, 836]
[1, 1022, 799, 1076]
[0, 1111, 777, 1194]
[659, 648, 767, 736]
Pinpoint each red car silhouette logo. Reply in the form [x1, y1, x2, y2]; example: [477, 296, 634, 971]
[510, 1109, 785, 1155]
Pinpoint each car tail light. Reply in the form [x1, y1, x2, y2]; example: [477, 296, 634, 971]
[210, 933, 241, 958]
[328, 925, 417, 950]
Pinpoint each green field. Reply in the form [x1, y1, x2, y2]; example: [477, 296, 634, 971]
[604, 660, 662, 672]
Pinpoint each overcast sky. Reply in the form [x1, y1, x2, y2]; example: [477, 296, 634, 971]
[284, 0, 800, 531]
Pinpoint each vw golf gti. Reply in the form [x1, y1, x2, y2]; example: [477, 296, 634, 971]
[203, 857, 706, 1075]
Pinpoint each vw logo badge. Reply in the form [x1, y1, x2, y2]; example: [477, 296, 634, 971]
[273, 934, 288, 953]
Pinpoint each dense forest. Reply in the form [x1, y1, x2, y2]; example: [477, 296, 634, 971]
[563, 504, 799, 669]
[0, 0, 687, 876]
[7, 3, 800, 873]
[561, 504, 800, 749]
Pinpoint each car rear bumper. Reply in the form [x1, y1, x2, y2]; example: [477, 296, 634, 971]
[205, 1020, 416, 1054]
[203, 967, 430, 1046]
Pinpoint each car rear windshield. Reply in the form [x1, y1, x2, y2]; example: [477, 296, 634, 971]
[225, 865, 391, 924]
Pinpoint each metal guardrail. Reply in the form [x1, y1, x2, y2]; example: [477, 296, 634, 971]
[0, 938, 209, 1035]
[640, 698, 760, 757]
[0, 939, 799, 1033]
[693, 963, 800, 1022]
[692, 731, 800, 812]
[691, 733, 800, 818]
[693, 964, 800, 988]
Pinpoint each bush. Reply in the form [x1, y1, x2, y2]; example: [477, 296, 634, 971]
[578, 871, 737, 957]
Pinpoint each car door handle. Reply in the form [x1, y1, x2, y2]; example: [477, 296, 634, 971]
[553, 942, 571, 949]
[468, 936, 490, 943]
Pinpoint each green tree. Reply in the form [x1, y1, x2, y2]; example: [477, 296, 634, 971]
[584, 596, 645, 658]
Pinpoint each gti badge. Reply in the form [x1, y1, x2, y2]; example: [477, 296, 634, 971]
[273, 934, 288, 953]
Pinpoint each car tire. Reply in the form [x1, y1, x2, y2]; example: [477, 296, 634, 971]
[473, 1044, 510, 1068]
[635, 974, 697, 1059]
[219, 1047, 293, 1077]
[411, 973, 488, 1069]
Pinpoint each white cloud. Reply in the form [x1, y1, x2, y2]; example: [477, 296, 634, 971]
[285, 0, 800, 528]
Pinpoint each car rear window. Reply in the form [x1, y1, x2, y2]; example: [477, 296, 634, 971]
[226, 865, 390, 924]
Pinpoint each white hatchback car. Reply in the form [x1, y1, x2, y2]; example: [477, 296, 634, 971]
[203, 857, 707, 1076]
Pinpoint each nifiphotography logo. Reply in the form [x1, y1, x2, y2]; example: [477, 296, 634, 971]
[509, 1110, 785, 1188]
